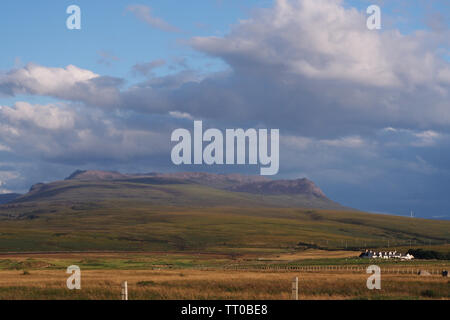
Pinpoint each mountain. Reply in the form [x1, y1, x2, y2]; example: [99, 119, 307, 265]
[227, 178, 327, 198]
[0, 193, 22, 205]
[151, 172, 270, 188]
[64, 170, 323, 195]
[0, 170, 448, 253]
[66, 170, 270, 186]
[14, 170, 341, 209]
[65, 170, 130, 181]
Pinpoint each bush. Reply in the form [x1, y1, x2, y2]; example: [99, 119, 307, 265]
[420, 290, 437, 298]
[136, 280, 156, 287]
[407, 249, 450, 260]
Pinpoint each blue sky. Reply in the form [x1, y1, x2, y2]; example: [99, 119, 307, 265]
[0, 0, 449, 219]
[2, 0, 443, 78]
[0, 1, 270, 76]
[1, 0, 447, 76]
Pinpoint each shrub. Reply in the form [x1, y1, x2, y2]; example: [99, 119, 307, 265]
[407, 249, 450, 260]
[136, 280, 156, 287]
[420, 290, 437, 298]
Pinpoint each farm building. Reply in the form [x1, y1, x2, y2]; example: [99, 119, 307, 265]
[359, 250, 414, 260]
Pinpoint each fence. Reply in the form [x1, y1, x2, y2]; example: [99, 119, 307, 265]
[216, 265, 448, 275]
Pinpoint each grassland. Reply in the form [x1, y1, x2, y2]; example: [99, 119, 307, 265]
[0, 204, 449, 252]
[0, 178, 448, 300]
[0, 251, 448, 300]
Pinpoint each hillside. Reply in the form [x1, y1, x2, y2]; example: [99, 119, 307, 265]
[12, 171, 343, 209]
[0, 170, 448, 253]
[0, 193, 22, 205]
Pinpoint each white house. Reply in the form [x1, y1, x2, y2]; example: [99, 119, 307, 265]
[359, 250, 414, 260]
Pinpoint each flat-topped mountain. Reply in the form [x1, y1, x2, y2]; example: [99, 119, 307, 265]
[64, 170, 327, 199]
[65, 170, 270, 185]
[0, 170, 449, 253]
[12, 170, 342, 209]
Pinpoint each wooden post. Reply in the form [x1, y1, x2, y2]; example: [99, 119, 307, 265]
[291, 277, 298, 300]
[121, 281, 128, 301]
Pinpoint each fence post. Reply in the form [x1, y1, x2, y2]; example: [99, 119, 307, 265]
[121, 281, 128, 301]
[291, 277, 299, 300]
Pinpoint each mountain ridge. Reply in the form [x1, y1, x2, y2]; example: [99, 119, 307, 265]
[0, 193, 22, 205]
[63, 170, 327, 198]
[10, 169, 345, 210]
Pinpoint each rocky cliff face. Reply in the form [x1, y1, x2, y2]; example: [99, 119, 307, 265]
[227, 178, 327, 198]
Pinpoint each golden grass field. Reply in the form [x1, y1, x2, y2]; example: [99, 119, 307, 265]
[0, 269, 448, 300]
[0, 250, 448, 300]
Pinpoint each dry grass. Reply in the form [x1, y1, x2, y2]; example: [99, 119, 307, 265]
[0, 252, 447, 300]
[0, 268, 448, 300]
[263, 249, 359, 261]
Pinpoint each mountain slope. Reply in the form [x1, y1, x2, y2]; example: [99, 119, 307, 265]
[12, 170, 343, 210]
[0, 170, 448, 253]
[0, 193, 22, 205]
[65, 170, 129, 181]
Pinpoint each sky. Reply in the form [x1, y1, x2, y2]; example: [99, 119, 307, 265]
[0, 0, 449, 219]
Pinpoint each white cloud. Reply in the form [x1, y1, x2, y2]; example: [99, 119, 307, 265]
[380, 127, 442, 147]
[0, 102, 170, 163]
[191, 0, 447, 88]
[0, 144, 11, 152]
[0, 63, 121, 107]
[282, 134, 367, 151]
[412, 130, 441, 147]
[0, 171, 20, 194]
[181, 0, 450, 133]
[438, 67, 450, 84]
[169, 111, 193, 120]
[0, 102, 75, 130]
[281, 135, 312, 150]
[320, 136, 365, 148]
[1, 63, 98, 94]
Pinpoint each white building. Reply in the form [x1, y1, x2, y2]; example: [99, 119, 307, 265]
[359, 250, 414, 260]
